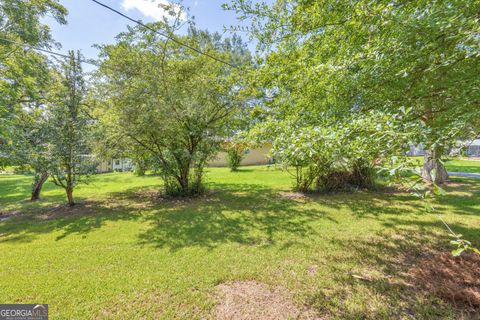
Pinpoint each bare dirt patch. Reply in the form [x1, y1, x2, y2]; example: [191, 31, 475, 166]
[0, 211, 21, 221]
[407, 251, 480, 310]
[36, 202, 100, 220]
[278, 191, 308, 201]
[215, 281, 321, 320]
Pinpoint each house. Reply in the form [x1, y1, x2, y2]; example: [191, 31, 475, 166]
[408, 139, 480, 157]
[208, 144, 273, 167]
[95, 144, 273, 173]
[465, 139, 480, 157]
[95, 158, 134, 173]
[97, 159, 112, 173]
[408, 145, 426, 157]
[112, 158, 134, 171]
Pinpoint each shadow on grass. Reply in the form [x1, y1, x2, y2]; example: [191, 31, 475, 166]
[317, 223, 480, 319]
[0, 179, 478, 251]
[0, 183, 327, 247]
[136, 183, 334, 250]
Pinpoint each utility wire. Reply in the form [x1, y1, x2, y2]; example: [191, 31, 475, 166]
[0, 37, 98, 66]
[90, 0, 236, 68]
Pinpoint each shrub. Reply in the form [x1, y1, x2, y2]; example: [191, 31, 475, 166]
[225, 141, 248, 172]
[227, 148, 244, 171]
[250, 111, 410, 193]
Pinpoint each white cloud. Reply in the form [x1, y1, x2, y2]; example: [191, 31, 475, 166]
[121, 0, 185, 21]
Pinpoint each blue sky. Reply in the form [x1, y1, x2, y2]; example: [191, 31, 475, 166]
[49, 0, 249, 70]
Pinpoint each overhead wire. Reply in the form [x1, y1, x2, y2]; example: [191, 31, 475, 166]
[1, 2, 242, 69]
[0, 36, 98, 66]
[90, 0, 236, 68]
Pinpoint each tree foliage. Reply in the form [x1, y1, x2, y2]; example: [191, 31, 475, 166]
[2, 99, 52, 200]
[0, 0, 67, 168]
[95, 21, 251, 196]
[225, 140, 247, 171]
[249, 109, 414, 192]
[0, 0, 67, 121]
[226, 0, 480, 184]
[48, 51, 94, 206]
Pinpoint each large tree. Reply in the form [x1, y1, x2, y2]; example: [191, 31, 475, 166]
[226, 0, 480, 184]
[0, 0, 67, 188]
[3, 101, 51, 200]
[48, 51, 94, 206]
[0, 0, 67, 122]
[95, 22, 251, 196]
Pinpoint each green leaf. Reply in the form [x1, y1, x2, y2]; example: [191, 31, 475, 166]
[451, 248, 464, 257]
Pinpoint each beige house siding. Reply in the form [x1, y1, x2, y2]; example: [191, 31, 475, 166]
[95, 144, 273, 172]
[96, 160, 112, 173]
[208, 144, 273, 167]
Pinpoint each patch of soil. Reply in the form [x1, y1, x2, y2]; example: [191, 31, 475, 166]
[278, 191, 307, 201]
[215, 281, 321, 320]
[407, 251, 480, 310]
[0, 211, 21, 221]
[36, 202, 101, 220]
[130, 189, 221, 206]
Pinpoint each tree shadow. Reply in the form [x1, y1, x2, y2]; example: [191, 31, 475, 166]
[136, 183, 331, 250]
[1, 175, 478, 318]
[0, 182, 328, 247]
[1, 179, 478, 254]
[303, 219, 480, 319]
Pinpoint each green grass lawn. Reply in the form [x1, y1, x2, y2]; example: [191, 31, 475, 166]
[409, 156, 480, 174]
[444, 158, 480, 174]
[0, 166, 479, 319]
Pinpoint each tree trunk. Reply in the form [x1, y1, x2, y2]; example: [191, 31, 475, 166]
[31, 172, 49, 201]
[179, 173, 189, 194]
[422, 146, 449, 184]
[66, 187, 75, 206]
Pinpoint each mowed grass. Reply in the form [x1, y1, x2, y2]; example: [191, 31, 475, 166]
[0, 166, 479, 319]
[409, 156, 480, 174]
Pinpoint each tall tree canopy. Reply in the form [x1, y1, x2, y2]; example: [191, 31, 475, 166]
[95, 23, 252, 196]
[48, 51, 94, 206]
[226, 0, 480, 184]
[0, 0, 67, 164]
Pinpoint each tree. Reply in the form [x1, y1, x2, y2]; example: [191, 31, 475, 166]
[0, 0, 67, 190]
[225, 0, 480, 184]
[3, 102, 51, 200]
[0, 0, 67, 128]
[95, 22, 251, 196]
[48, 51, 94, 206]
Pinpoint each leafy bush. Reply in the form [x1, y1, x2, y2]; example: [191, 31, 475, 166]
[250, 111, 413, 193]
[226, 141, 247, 171]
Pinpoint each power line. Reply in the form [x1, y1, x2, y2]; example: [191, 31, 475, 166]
[90, 0, 236, 68]
[0, 37, 98, 66]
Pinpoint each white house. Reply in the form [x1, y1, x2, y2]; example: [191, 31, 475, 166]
[112, 158, 134, 171]
[408, 139, 480, 157]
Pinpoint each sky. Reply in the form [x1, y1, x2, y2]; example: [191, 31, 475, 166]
[49, 0, 250, 71]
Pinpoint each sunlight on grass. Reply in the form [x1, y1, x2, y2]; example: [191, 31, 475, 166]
[0, 165, 479, 319]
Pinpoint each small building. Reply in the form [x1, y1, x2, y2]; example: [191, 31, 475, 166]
[408, 139, 480, 157]
[408, 145, 425, 157]
[112, 158, 134, 172]
[94, 144, 273, 173]
[208, 144, 273, 167]
[97, 159, 112, 173]
[465, 139, 480, 157]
